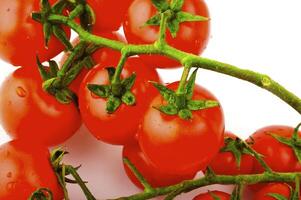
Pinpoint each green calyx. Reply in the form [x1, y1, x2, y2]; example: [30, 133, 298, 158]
[269, 123, 301, 163]
[147, 0, 208, 37]
[29, 188, 53, 200]
[151, 69, 219, 120]
[87, 67, 137, 114]
[32, 0, 72, 50]
[268, 177, 300, 200]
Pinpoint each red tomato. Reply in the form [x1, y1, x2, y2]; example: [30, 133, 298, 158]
[59, 31, 125, 93]
[87, 0, 133, 31]
[138, 82, 224, 174]
[253, 183, 293, 200]
[0, 68, 81, 147]
[0, 140, 63, 200]
[193, 191, 230, 200]
[79, 57, 160, 145]
[0, 0, 70, 67]
[122, 140, 196, 189]
[208, 132, 254, 175]
[123, 0, 210, 68]
[251, 126, 301, 174]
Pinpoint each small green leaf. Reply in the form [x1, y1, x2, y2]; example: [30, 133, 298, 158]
[43, 22, 52, 47]
[32, 12, 42, 22]
[209, 191, 222, 200]
[176, 11, 209, 23]
[87, 84, 110, 98]
[106, 67, 116, 82]
[42, 78, 57, 92]
[151, 0, 169, 12]
[55, 89, 75, 104]
[221, 138, 242, 168]
[82, 56, 95, 69]
[145, 14, 161, 26]
[167, 19, 180, 38]
[267, 193, 288, 200]
[178, 109, 192, 120]
[52, 25, 73, 51]
[269, 133, 292, 146]
[151, 82, 176, 104]
[186, 68, 198, 100]
[106, 96, 122, 113]
[170, 0, 184, 11]
[48, 60, 59, 77]
[122, 73, 137, 90]
[122, 91, 136, 106]
[63, 62, 85, 87]
[187, 100, 219, 111]
[36, 56, 51, 81]
[85, 4, 96, 25]
[204, 167, 216, 177]
[156, 104, 178, 115]
[51, 0, 67, 14]
[41, 0, 51, 12]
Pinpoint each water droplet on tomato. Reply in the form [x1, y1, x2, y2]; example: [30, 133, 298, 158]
[16, 86, 26, 97]
[6, 172, 12, 178]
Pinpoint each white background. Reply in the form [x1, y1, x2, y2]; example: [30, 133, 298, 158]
[0, 0, 301, 199]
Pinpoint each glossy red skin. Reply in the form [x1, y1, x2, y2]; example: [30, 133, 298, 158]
[138, 82, 224, 174]
[0, 140, 63, 200]
[193, 191, 230, 200]
[79, 57, 160, 145]
[87, 0, 133, 31]
[0, 0, 70, 67]
[0, 68, 81, 147]
[60, 31, 125, 93]
[123, 140, 196, 189]
[253, 183, 293, 200]
[208, 132, 254, 175]
[251, 126, 301, 174]
[123, 0, 210, 68]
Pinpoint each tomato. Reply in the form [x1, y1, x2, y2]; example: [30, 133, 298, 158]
[253, 183, 293, 200]
[79, 57, 160, 145]
[87, 0, 133, 31]
[122, 140, 196, 189]
[207, 132, 254, 175]
[193, 191, 230, 200]
[138, 82, 224, 174]
[59, 31, 125, 93]
[251, 126, 301, 174]
[0, 140, 63, 200]
[0, 67, 81, 147]
[0, 0, 70, 67]
[123, 0, 210, 68]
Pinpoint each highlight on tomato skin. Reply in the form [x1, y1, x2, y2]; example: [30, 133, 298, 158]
[122, 140, 196, 189]
[79, 57, 160, 145]
[0, 140, 64, 200]
[0, 0, 71, 67]
[123, 0, 210, 68]
[0, 67, 81, 147]
[138, 82, 224, 175]
[193, 191, 230, 200]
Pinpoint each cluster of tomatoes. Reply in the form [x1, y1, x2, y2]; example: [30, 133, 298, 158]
[0, 0, 300, 199]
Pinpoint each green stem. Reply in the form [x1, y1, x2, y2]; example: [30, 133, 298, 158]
[47, 14, 301, 115]
[111, 172, 301, 200]
[68, 4, 84, 19]
[156, 12, 169, 48]
[65, 165, 96, 200]
[176, 66, 191, 95]
[112, 53, 128, 84]
[123, 158, 154, 193]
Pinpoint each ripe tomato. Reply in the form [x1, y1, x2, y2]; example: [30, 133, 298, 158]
[138, 82, 224, 174]
[122, 140, 196, 189]
[0, 140, 63, 200]
[193, 191, 230, 200]
[123, 0, 210, 68]
[208, 132, 254, 175]
[79, 57, 160, 145]
[253, 183, 293, 200]
[87, 0, 133, 31]
[251, 126, 301, 174]
[0, 0, 70, 67]
[0, 67, 81, 147]
[60, 31, 125, 93]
